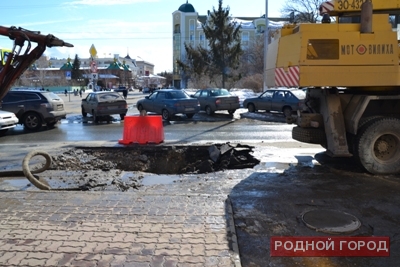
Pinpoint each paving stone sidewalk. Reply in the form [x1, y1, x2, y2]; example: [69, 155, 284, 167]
[0, 191, 241, 267]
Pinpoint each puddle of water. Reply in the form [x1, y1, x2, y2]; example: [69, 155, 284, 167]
[254, 162, 291, 173]
[141, 174, 179, 186]
[0, 178, 36, 191]
[0, 176, 77, 191]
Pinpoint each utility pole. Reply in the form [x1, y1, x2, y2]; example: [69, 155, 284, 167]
[263, 0, 269, 91]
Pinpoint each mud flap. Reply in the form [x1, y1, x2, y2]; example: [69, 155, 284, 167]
[319, 90, 352, 157]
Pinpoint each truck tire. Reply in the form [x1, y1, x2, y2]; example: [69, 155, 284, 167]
[357, 116, 384, 132]
[292, 126, 327, 146]
[346, 116, 384, 153]
[354, 117, 400, 174]
[345, 116, 384, 154]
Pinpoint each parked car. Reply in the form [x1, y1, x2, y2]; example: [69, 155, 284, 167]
[0, 90, 66, 131]
[136, 89, 200, 120]
[81, 91, 128, 122]
[113, 86, 126, 93]
[191, 88, 240, 115]
[0, 110, 18, 136]
[243, 89, 306, 117]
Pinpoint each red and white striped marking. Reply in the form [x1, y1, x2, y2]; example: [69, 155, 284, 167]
[275, 66, 300, 87]
[320, 1, 334, 15]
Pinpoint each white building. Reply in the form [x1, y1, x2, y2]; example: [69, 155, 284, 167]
[172, 1, 269, 89]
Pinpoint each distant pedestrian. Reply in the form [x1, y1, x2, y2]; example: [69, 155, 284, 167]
[122, 89, 127, 99]
[79, 89, 82, 98]
[64, 89, 68, 96]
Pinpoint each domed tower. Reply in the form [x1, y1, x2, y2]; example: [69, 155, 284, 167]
[172, 1, 198, 89]
[178, 1, 195, 13]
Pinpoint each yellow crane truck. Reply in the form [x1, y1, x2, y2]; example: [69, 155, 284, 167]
[265, 0, 400, 174]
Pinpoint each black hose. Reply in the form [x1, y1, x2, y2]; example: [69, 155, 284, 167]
[0, 150, 85, 191]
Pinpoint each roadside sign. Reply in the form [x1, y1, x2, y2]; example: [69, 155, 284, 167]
[90, 61, 98, 73]
[90, 73, 98, 81]
[65, 71, 71, 80]
[89, 44, 97, 58]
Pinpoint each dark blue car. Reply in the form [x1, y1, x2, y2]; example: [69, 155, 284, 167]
[136, 89, 200, 120]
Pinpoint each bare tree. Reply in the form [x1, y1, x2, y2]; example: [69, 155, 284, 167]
[35, 56, 50, 88]
[178, 0, 242, 89]
[228, 35, 265, 91]
[235, 73, 264, 92]
[281, 0, 325, 23]
[239, 35, 264, 76]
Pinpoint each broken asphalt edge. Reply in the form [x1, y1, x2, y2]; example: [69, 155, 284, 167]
[226, 196, 242, 267]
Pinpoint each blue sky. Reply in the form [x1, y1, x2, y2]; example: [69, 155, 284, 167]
[0, 0, 283, 73]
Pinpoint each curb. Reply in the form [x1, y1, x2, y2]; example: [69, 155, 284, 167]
[226, 196, 242, 267]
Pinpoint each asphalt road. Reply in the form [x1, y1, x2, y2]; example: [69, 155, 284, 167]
[0, 118, 296, 144]
[0, 90, 297, 144]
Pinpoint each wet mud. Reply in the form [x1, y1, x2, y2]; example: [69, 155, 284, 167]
[42, 143, 259, 191]
[229, 160, 400, 267]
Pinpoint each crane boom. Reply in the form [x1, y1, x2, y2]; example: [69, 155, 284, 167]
[0, 26, 73, 100]
[320, 0, 400, 16]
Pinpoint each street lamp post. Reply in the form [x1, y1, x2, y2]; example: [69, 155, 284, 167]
[263, 0, 269, 91]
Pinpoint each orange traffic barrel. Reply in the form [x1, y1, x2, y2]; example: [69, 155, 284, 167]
[118, 115, 164, 145]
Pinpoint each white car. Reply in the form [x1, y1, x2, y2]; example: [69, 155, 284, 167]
[0, 110, 18, 136]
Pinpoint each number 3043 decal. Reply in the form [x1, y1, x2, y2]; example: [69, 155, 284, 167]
[337, 0, 367, 10]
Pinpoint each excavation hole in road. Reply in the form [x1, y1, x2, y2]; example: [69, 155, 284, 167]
[75, 143, 260, 174]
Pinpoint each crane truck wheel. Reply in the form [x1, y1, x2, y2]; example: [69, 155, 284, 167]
[348, 116, 384, 154]
[358, 116, 384, 130]
[354, 117, 400, 174]
[292, 126, 327, 146]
